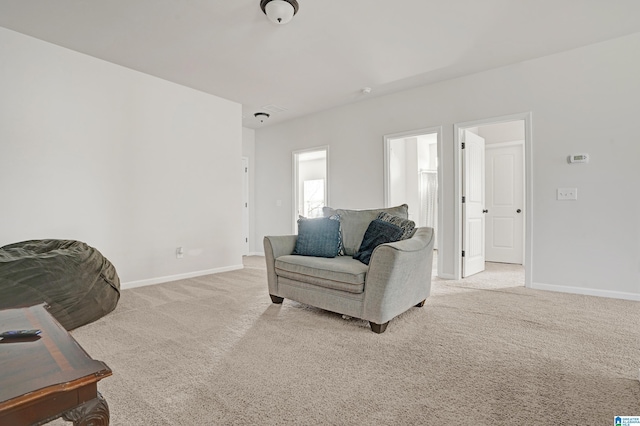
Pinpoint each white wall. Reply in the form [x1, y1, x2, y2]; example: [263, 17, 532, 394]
[388, 135, 436, 226]
[403, 138, 420, 223]
[388, 139, 407, 207]
[478, 121, 525, 144]
[255, 32, 640, 300]
[417, 134, 437, 171]
[0, 27, 244, 286]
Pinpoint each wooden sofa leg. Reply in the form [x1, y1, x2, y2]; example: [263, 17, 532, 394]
[415, 299, 426, 308]
[369, 321, 389, 334]
[270, 294, 284, 304]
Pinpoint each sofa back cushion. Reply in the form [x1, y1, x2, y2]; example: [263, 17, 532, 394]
[323, 204, 408, 256]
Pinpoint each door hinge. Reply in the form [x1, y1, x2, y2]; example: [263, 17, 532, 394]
[462, 250, 465, 257]
[461, 142, 465, 149]
[462, 196, 466, 203]
[246, 238, 248, 243]
[245, 167, 248, 173]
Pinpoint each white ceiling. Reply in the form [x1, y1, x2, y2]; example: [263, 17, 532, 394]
[1, 0, 639, 129]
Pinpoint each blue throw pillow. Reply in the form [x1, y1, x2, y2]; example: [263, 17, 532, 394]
[293, 216, 341, 258]
[353, 219, 404, 265]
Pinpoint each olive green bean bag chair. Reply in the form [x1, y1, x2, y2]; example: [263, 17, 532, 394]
[0, 239, 120, 330]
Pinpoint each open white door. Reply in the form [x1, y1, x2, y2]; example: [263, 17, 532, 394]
[242, 157, 249, 255]
[462, 130, 485, 277]
[485, 143, 524, 264]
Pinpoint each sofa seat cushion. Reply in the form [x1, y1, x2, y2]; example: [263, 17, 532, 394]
[275, 255, 368, 294]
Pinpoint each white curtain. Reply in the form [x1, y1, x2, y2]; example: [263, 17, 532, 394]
[419, 170, 438, 249]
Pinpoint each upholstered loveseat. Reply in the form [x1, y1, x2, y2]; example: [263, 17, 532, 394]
[263, 205, 435, 333]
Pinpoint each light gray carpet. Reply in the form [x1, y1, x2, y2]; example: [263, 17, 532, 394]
[52, 256, 639, 425]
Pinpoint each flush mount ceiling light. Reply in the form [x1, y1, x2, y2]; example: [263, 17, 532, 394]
[260, 0, 299, 25]
[254, 112, 270, 123]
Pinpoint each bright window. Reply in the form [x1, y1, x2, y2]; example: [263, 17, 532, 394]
[303, 179, 325, 218]
[293, 147, 329, 232]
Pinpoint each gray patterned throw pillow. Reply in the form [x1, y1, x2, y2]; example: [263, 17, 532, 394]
[377, 212, 416, 240]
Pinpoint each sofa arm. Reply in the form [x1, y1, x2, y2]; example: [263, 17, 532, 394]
[362, 227, 435, 324]
[263, 235, 297, 296]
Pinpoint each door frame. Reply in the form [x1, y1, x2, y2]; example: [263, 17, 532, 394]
[383, 126, 443, 278]
[453, 112, 533, 287]
[242, 156, 250, 255]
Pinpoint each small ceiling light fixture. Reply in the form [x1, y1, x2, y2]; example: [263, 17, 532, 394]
[260, 0, 299, 25]
[254, 112, 270, 123]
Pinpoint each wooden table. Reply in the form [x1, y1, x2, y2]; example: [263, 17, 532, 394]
[0, 303, 112, 425]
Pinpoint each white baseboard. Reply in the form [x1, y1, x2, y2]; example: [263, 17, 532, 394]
[121, 264, 244, 290]
[437, 272, 456, 280]
[531, 282, 640, 301]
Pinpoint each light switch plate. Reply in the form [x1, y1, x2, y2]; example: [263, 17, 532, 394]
[557, 188, 577, 200]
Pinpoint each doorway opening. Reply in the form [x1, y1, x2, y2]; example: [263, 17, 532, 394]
[292, 147, 329, 232]
[384, 127, 442, 277]
[454, 113, 532, 287]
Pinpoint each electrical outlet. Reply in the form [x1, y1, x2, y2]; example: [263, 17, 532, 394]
[557, 188, 577, 200]
[176, 247, 184, 259]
